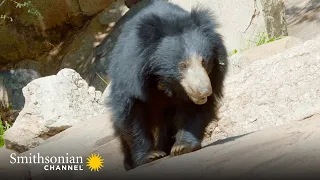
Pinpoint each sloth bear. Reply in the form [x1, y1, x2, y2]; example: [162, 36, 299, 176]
[106, 0, 228, 170]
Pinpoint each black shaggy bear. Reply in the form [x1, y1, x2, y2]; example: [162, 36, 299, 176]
[106, 0, 228, 171]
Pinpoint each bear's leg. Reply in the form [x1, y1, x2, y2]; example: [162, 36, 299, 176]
[170, 121, 204, 156]
[118, 121, 167, 170]
[154, 123, 175, 155]
[119, 136, 134, 170]
[115, 105, 167, 170]
[152, 107, 176, 155]
[119, 134, 166, 170]
[170, 106, 214, 156]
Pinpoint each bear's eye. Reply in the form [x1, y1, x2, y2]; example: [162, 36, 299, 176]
[179, 62, 187, 71]
[201, 59, 206, 67]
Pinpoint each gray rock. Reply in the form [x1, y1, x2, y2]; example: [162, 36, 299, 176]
[228, 36, 303, 75]
[0, 69, 41, 110]
[3, 68, 109, 153]
[206, 35, 320, 144]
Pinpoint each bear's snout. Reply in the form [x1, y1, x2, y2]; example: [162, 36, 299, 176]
[180, 54, 213, 105]
[186, 82, 212, 105]
[198, 86, 212, 97]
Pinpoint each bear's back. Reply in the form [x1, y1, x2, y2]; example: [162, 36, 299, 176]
[106, 0, 192, 89]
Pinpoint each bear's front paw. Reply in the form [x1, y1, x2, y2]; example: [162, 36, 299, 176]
[139, 151, 167, 166]
[136, 151, 167, 168]
[146, 151, 167, 161]
[170, 141, 201, 156]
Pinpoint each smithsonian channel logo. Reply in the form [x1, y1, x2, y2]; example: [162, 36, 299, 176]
[9, 153, 104, 172]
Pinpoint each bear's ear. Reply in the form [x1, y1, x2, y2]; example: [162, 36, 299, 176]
[190, 6, 219, 33]
[136, 14, 165, 46]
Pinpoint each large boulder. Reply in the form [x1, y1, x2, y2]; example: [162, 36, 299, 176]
[3, 68, 109, 153]
[205, 35, 320, 144]
[169, 0, 288, 53]
[0, 0, 114, 68]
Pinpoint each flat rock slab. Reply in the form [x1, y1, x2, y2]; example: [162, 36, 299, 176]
[0, 148, 30, 180]
[125, 114, 320, 179]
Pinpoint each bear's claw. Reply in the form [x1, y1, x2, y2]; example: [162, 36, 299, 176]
[170, 142, 201, 156]
[146, 151, 167, 161]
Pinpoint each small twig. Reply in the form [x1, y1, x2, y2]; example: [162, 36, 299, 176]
[242, 0, 260, 33]
[0, 0, 7, 7]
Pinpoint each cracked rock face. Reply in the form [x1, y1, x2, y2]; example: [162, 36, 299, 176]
[168, 0, 288, 53]
[3, 68, 109, 153]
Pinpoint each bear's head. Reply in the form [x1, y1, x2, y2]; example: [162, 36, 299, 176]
[137, 6, 227, 105]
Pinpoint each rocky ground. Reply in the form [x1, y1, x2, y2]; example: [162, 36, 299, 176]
[204, 34, 320, 144]
[5, 113, 319, 180]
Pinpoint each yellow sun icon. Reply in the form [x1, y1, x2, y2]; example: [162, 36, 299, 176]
[86, 154, 104, 172]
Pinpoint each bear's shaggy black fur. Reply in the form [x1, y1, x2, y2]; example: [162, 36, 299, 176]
[106, 0, 228, 170]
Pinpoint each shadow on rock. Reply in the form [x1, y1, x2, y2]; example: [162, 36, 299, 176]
[204, 132, 253, 148]
[286, 0, 320, 25]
